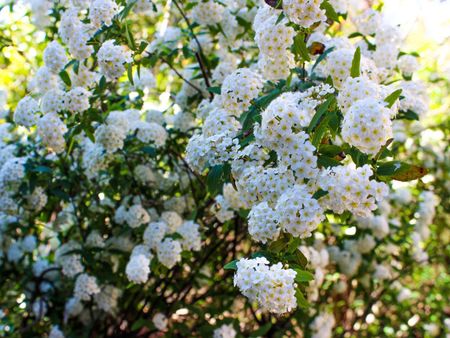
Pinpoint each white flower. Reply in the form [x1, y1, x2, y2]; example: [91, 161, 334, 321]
[325, 49, 378, 89]
[13, 96, 39, 127]
[213, 324, 236, 338]
[134, 121, 168, 147]
[125, 204, 150, 228]
[373, 264, 392, 280]
[134, 165, 156, 185]
[21, 235, 37, 252]
[248, 202, 279, 243]
[152, 312, 168, 331]
[94, 123, 127, 153]
[220, 68, 263, 115]
[29, 66, 60, 94]
[275, 185, 324, 238]
[283, 0, 326, 28]
[65, 87, 91, 114]
[43, 41, 68, 74]
[318, 164, 388, 218]
[161, 211, 183, 233]
[337, 77, 381, 113]
[177, 221, 202, 251]
[397, 55, 420, 77]
[94, 285, 122, 314]
[157, 238, 182, 269]
[144, 221, 168, 250]
[97, 40, 133, 79]
[354, 8, 380, 35]
[55, 241, 84, 278]
[310, 312, 335, 338]
[37, 113, 68, 153]
[126, 254, 150, 284]
[89, 0, 118, 28]
[0, 156, 26, 191]
[191, 1, 224, 25]
[41, 89, 65, 114]
[234, 257, 297, 314]
[7, 242, 23, 263]
[74, 273, 101, 301]
[49, 325, 65, 338]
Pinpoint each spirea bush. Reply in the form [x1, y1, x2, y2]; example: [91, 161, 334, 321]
[0, 0, 448, 337]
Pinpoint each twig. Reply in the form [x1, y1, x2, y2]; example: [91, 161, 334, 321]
[172, 0, 213, 98]
[156, 54, 205, 96]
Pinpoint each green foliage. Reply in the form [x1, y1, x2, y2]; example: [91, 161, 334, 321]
[350, 47, 361, 78]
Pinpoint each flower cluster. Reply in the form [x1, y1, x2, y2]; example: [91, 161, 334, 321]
[283, 0, 326, 28]
[341, 97, 393, 155]
[254, 6, 295, 80]
[319, 164, 388, 217]
[97, 40, 133, 79]
[0, 0, 446, 336]
[234, 257, 297, 314]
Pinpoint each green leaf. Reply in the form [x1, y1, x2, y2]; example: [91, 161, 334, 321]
[32, 165, 52, 174]
[251, 251, 268, 259]
[85, 128, 95, 143]
[184, 2, 197, 11]
[328, 110, 341, 136]
[311, 114, 331, 147]
[207, 165, 226, 196]
[317, 155, 342, 168]
[377, 161, 428, 181]
[294, 269, 315, 283]
[131, 318, 153, 331]
[290, 249, 308, 268]
[275, 12, 285, 24]
[311, 46, 335, 75]
[224, 260, 238, 270]
[125, 23, 136, 51]
[384, 89, 402, 108]
[73, 60, 80, 74]
[207, 86, 221, 95]
[295, 289, 309, 309]
[348, 32, 365, 39]
[308, 96, 335, 133]
[127, 63, 134, 85]
[319, 144, 342, 157]
[236, 16, 252, 31]
[396, 109, 419, 121]
[312, 189, 329, 200]
[141, 146, 156, 157]
[98, 76, 107, 91]
[137, 41, 148, 54]
[240, 88, 282, 131]
[320, 0, 339, 21]
[293, 33, 311, 62]
[350, 47, 361, 78]
[269, 235, 290, 253]
[120, 0, 136, 19]
[59, 70, 71, 87]
[250, 323, 272, 338]
[287, 237, 302, 254]
[373, 138, 393, 162]
[238, 209, 250, 218]
[345, 145, 368, 167]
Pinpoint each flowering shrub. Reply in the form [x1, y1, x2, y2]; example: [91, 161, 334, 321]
[0, 0, 448, 337]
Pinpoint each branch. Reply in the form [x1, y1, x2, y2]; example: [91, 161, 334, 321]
[172, 0, 213, 99]
[154, 54, 205, 96]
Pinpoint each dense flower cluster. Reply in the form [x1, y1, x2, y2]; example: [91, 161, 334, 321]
[319, 164, 388, 217]
[0, 0, 447, 337]
[97, 40, 133, 79]
[283, 0, 326, 28]
[234, 257, 297, 314]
